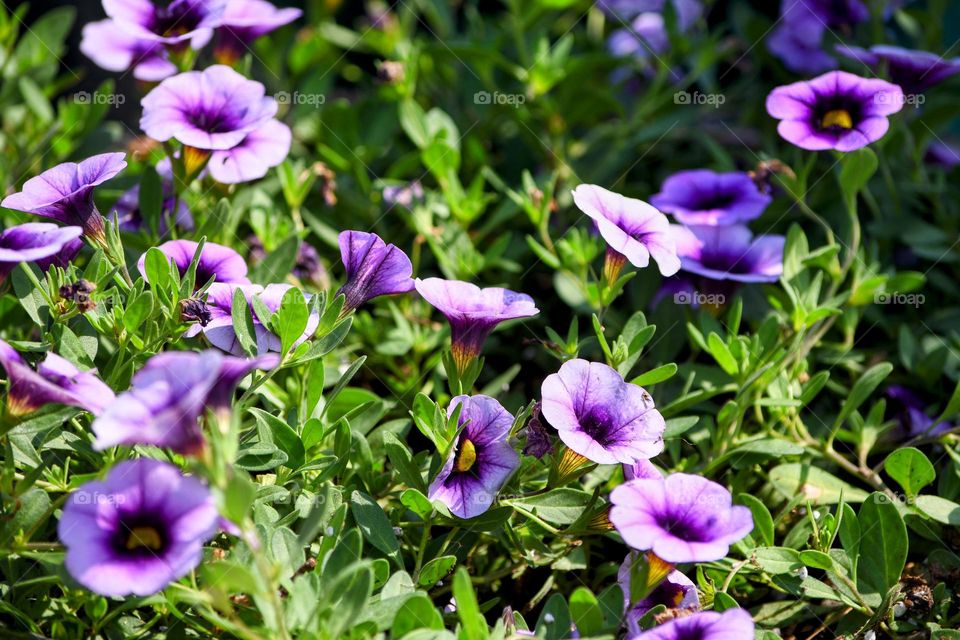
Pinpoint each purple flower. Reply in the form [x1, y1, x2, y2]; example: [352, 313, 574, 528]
[650, 170, 772, 226]
[184, 283, 319, 356]
[427, 395, 521, 519]
[610, 473, 753, 563]
[207, 118, 292, 184]
[112, 159, 193, 234]
[766, 71, 904, 152]
[624, 458, 661, 480]
[541, 359, 665, 465]
[0, 223, 83, 282]
[414, 278, 539, 370]
[837, 44, 960, 95]
[137, 240, 250, 287]
[382, 181, 425, 208]
[608, 13, 670, 61]
[80, 20, 176, 81]
[572, 184, 681, 278]
[627, 608, 754, 640]
[92, 351, 278, 454]
[103, 0, 227, 48]
[249, 236, 326, 287]
[522, 403, 554, 459]
[598, 0, 702, 30]
[925, 140, 960, 170]
[215, 0, 302, 63]
[57, 458, 219, 597]
[0, 340, 115, 417]
[886, 385, 953, 438]
[619, 552, 699, 634]
[672, 224, 784, 283]
[337, 230, 415, 313]
[1, 153, 127, 243]
[140, 65, 277, 152]
[767, 0, 869, 74]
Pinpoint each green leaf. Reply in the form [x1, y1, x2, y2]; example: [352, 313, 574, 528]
[835, 362, 893, 429]
[123, 291, 154, 333]
[275, 286, 310, 354]
[753, 547, 803, 574]
[630, 363, 678, 387]
[250, 234, 300, 284]
[884, 447, 935, 498]
[915, 495, 960, 525]
[507, 489, 593, 525]
[418, 555, 457, 587]
[569, 586, 603, 636]
[738, 494, 774, 546]
[707, 333, 738, 375]
[392, 593, 444, 637]
[800, 550, 835, 571]
[231, 287, 258, 356]
[143, 247, 172, 291]
[350, 491, 401, 563]
[838, 147, 878, 212]
[139, 166, 163, 236]
[251, 408, 305, 470]
[201, 561, 260, 594]
[768, 464, 869, 504]
[452, 567, 487, 640]
[856, 493, 908, 603]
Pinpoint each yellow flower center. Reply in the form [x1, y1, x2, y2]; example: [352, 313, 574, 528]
[455, 438, 477, 473]
[821, 109, 853, 130]
[125, 526, 164, 551]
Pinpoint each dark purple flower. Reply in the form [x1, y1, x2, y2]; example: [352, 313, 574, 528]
[837, 44, 960, 95]
[925, 140, 960, 170]
[767, 0, 869, 74]
[103, 0, 227, 48]
[428, 395, 521, 519]
[184, 283, 319, 356]
[207, 118, 292, 184]
[215, 0, 302, 63]
[92, 351, 278, 454]
[522, 403, 553, 459]
[337, 230, 415, 313]
[0, 223, 83, 282]
[541, 359, 665, 465]
[1, 153, 127, 243]
[57, 458, 219, 597]
[650, 170, 772, 226]
[610, 473, 753, 563]
[415, 278, 539, 370]
[0, 340, 115, 417]
[886, 385, 952, 438]
[627, 608, 754, 640]
[112, 159, 193, 234]
[672, 224, 784, 283]
[137, 239, 250, 287]
[608, 12, 670, 62]
[80, 20, 176, 81]
[766, 71, 904, 152]
[619, 552, 699, 634]
[598, 0, 702, 30]
[572, 184, 680, 278]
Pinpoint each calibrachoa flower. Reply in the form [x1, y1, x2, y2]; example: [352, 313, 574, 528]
[137, 239, 250, 286]
[80, 19, 177, 81]
[1, 153, 127, 243]
[541, 359, 665, 465]
[672, 224, 785, 283]
[619, 552, 699, 634]
[572, 184, 680, 280]
[610, 473, 753, 563]
[837, 44, 960, 95]
[767, 0, 869, 74]
[599, 0, 702, 30]
[766, 71, 904, 152]
[215, 0, 302, 63]
[925, 140, 960, 170]
[0, 223, 83, 282]
[185, 283, 319, 356]
[414, 278, 539, 371]
[627, 608, 754, 640]
[650, 170, 772, 226]
[103, 0, 227, 48]
[207, 118, 292, 184]
[0, 340, 115, 417]
[625, 458, 661, 480]
[427, 395, 521, 519]
[886, 385, 953, 438]
[57, 458, 219, 597]
[338, 230, 415, 313]
[93, 351, 278, 454]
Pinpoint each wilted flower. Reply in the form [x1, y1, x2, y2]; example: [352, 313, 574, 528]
[337, 230, 415, 313]
[0, 340, 115, 417]
[767, 0, 869, 74]
[766, 71, 904, 152]
[837, 44, 960, 96]
[572, 184, 680, 280]
[541, 359, 665, 465]
[428, 395, 521, 519]
[650, 170, 772, 226]
[619, 552, 699, 634]
[672, 224, 784, 283]
[627, 608, 754, 640]
[58, 458, 220, 597]
[215, 0, 302, 63]
[137, 239, 250, 287]
[610, 473, 753, 563]
[415, 278, 539, 371]
[0, 223, 83, 282]
[1, 153, 127, 243]
[522, 403, 553, 459]
[92, 351, 278, 454]
[59, 280, 98, 313]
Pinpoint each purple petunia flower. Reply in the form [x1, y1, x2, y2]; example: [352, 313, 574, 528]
[184, 283, 319, 356]
[414, 278, 539, 371]
[215, 0, 302, 63]
[0, 223, 84, 282]
[572, 184, 680, 278]
[598, 0, 702, 31]
[650, 170, 772, 226]
[80, 20, 176, 81]
[886, 385, 953, 438]
[619, 552, 699, 634]
[672, 224, 785, 283]
[207, 118, 292, 184]
[427, 395, 521, 519]
[541, 359, 665, 465]
[57, 458, 219, 597]
[624, 458, 661, 480]
[1, 153, 127, 243]
[925, 140, 960, 170]
[0, 340, 115, 417]
[627, 608, 754, 640]
[610, 473, 753, 563]
[112, 159, 193, 234]
[837, 44, 960, 96]
[766, 70, 904, 152]
[92, 350, 278, 454]
[337, 230, 415, 313]
[103, 0, 228, 48]
[608, 12, 670, 63]
[767, 0, 869, 74]
[137, 239, 250, 287]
